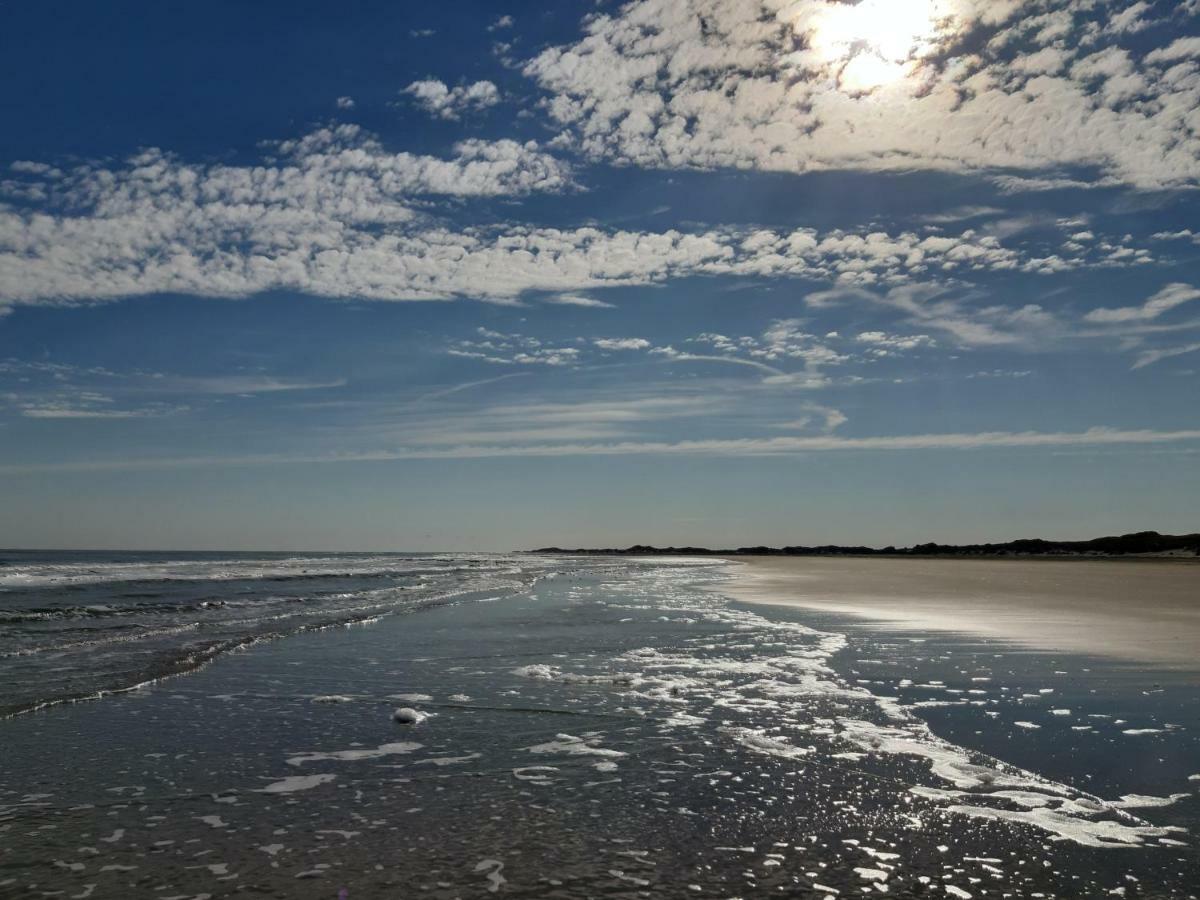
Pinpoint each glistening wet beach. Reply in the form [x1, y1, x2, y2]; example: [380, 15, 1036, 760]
[1, 553, 1196, 897]
[724, 555, 1200, 668]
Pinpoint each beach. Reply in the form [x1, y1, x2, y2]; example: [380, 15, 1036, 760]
[724, 555, 1200, 668]
[1, 552, 1197, 897]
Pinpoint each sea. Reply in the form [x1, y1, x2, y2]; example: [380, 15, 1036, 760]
[0, 550, 1197, 898]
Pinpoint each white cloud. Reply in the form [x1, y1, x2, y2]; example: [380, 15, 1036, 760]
[4, 426, 1199, 473]
[810, 284, 1060, 347]
[524, 0, 1200, 188]
[404, 79, 501, 119]
[0, 119, 1157, 319]
[594, 337, 652, 350]
[1144, 36, 1200, 65]
[489, 14, 515, 31]
[1132, 341, 1200, 369]
[449, 328, 583, 366]
[543, 293, 616, 308]
[1084, 283, 1200, 323]
[335, 96, 356, 109]
[855, 330, 936, 351]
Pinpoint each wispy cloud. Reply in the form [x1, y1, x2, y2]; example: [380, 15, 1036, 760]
[1084, 283, 1200, 324]
[543, 294, 615, 309]
[1132, 341, 1200, 369]
[4, 427, 1199, 474]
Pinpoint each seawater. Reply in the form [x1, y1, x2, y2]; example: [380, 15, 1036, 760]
[0, 550, 538, 716]
[0, 554, 1196, 898]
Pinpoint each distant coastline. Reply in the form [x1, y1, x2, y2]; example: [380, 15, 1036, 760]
[529, 530, 1200, 559]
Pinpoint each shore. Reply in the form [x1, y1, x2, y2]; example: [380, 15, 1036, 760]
[722, 554, 1200, 668]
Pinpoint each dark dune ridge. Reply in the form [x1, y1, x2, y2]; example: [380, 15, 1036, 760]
[531, 530, 1200, 558]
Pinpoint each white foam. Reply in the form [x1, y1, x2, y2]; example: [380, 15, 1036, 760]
[727, 728, 814, 760]
[941, 803, 1185, 848]
[287, 742, 421, 766]
[854, 867, 888, 882]
[1111, 793, 1190, 809]
[474, 859, 506, 893]
[414, 754, 481, 767]
[391, 693, 432, 702]
[513, 664, 559, 679]
[257, 774, 336, 794]
[527, 733, 626, 758]
[1121, 728, 1162, 735]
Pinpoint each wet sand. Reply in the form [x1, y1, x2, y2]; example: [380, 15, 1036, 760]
[724, 556, 1200, 668]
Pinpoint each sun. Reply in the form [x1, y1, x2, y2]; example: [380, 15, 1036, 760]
[797, 0, 943, 93]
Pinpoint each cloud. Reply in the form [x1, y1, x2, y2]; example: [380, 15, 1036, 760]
[1084, 283, 1200, 323]
[855, 331, 936, 351]
[594, 337, 652, 350]
[809, 284, 1058, 347]
[403, 79, 501, 119]
[335, 96, 356, 109]
[449, 328, 582, 366]
[1143, 36, 1200, 65]
[524, 0, 1200, 188]
[4, 426, 1199, 474]
[16, 400, 186, 419]
[770, 402, 847, 432]
[169, 376, 347, 395]
[4, 166, 1113, 309]
[1131, 341, 1200, 369]
[543, 293, 616, 308]
[488, 14, 515, 31]
[0, 120, 1155, 317]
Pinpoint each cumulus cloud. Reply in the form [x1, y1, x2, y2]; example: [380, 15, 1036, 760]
[524, 0, 1200, 188]
[1084, 282, 1200, 323]
[3, 145, 1122, 311]
[0, 112, 1158, 323]
[404, 79, 501, 119]
[0, 128, 576, 305]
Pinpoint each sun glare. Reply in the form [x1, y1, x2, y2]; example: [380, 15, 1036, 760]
[800, 0, 942, 93]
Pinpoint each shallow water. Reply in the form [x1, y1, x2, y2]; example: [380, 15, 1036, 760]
[0, 555, 1196, 898]
[0, 550, 539, 716]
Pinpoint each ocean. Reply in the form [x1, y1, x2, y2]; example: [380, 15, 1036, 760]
[1, 551, 1196, 898]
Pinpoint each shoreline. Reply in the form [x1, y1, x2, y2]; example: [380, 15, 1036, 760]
[720, 554, 1200, 669]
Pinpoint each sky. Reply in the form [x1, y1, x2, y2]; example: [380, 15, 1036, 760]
[1, 0, 1199, 550]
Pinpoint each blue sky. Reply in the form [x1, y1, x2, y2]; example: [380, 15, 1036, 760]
[1, 0, 1198, 549]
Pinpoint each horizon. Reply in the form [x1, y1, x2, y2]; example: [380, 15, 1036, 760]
[3, 526, 1196, 555]
[2, 0, 1199, 549]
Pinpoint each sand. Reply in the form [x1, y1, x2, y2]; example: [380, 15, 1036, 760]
[723, 556, 1200, 668]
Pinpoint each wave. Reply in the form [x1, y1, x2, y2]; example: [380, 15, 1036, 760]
[0, 557, 543, 719]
